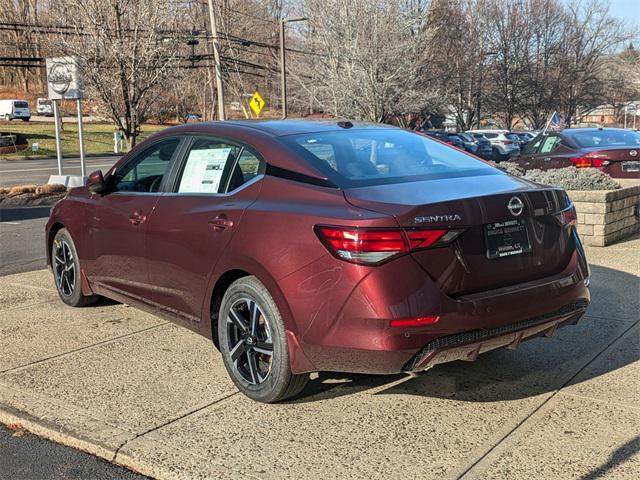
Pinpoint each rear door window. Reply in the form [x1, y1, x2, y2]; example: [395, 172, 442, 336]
[539, 135, 561, 154]
[175, 137, 264, 194]
[177, 139, 241, 194]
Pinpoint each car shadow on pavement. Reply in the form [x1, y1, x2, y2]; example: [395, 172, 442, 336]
[579, 435, 640, 480]
[295, 264, 639, 404]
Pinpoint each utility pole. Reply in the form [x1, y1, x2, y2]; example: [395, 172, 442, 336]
[279, 20, 287, 119]
[207, 0, 225, 121]
[280, 17, 307, 119]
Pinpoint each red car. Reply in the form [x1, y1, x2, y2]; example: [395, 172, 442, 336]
[514, 127, 640, 178]
[46, 120, 590, 402]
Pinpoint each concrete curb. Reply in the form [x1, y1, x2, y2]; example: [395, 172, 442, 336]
[0, 403, 247, 480]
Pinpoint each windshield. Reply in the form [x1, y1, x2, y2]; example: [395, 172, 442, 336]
[14, 101, 28, 108]
[567, 130, 640, 148]
[281, 129, 500, 187]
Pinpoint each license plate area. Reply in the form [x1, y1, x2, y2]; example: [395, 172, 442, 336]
[485, 219, 532, 259]
[622, 161, 640, 172]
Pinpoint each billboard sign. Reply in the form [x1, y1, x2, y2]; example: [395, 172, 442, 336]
[46, 57, 85, 100]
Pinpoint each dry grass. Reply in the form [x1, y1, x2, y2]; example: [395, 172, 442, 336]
[8, 184, 37, 196]
[35, 184, 67, 194]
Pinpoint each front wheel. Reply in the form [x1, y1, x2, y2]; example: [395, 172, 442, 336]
[218, 276, 309, 403]
[52, 228, 98, 307]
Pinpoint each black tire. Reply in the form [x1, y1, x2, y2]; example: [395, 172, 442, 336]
[51, 228, 98, 307]
[218, 276, 309, 403]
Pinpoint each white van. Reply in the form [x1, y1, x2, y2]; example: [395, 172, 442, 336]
[36, 98, 53, 116]
[0, 99, 31, 121]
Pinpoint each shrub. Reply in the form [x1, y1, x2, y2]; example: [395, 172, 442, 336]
[496, 161, 526, 177]
[0, 187, 10, 195]
[35, 184, 67, 195]
[8, 184, 37, 196]
[523, 167, 620, 191]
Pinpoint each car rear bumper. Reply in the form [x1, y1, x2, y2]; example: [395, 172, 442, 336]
[403, 301, 587, 372]
[290, 247, 590, 375]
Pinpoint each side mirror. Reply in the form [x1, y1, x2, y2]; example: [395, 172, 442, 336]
[87, 170, 108, 194]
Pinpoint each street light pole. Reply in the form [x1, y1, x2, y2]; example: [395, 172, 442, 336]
[279, 20, 287, 119]
[280, 17, 307, 119]
[207, 0, 225, 121]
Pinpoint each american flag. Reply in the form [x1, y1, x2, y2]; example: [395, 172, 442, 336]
[548, 112, 565, 132]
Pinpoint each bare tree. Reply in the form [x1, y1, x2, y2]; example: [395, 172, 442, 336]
[289, 0, 440, 122]
[557, 0, 630, 125]
[47, 0, 182, 147]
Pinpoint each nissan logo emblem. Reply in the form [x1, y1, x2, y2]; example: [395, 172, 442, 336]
[507, 197, 524, 216]
[630, 150, 638, 157]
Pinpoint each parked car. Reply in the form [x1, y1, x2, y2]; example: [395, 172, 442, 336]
[467, 129, 520, 161]
[459, 132, 494, 160]
[513, 128, 640, 179]
[420, 130, 454, 144]
[0, 99, 31, 122]
[47, 120, 590, 403]
[36, 98, 53, 116]
[514, 132, 535, 146]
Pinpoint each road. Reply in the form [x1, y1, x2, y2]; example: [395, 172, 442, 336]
[0, 155, 120, 187]
[0, 423, 146, 480]
[0, 208, 49, 276]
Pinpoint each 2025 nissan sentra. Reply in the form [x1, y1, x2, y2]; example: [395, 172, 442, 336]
[46, 120, 590, 402]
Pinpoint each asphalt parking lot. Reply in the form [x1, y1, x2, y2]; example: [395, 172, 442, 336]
[0, 237, 638, 479]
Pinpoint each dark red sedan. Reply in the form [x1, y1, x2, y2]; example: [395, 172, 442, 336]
[46, 120, 590, 402]
[513, 127, 640, 178]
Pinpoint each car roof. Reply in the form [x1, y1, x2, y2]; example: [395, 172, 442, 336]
[216, 119, 398, 137]
[467, 129, 509, 133]
[561, 127, 634, 134]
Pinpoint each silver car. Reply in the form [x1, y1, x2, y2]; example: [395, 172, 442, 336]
[466, 129, 520, 161]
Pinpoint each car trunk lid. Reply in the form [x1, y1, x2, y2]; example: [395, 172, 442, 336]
[343, 174, 575, 296]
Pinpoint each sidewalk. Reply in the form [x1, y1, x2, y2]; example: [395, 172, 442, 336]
[0, 239, 638, 479]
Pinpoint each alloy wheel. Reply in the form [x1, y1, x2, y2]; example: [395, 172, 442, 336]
[53, 239, 76, 297]
[226, 298, 274, 385]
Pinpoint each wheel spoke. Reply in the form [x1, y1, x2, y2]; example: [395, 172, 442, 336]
[253, 341, 273, 356]
[248, 300, 259, 336]
[55, 255, 65, 265]
[229, 339, 247, 363]
[228, 308, 248, 333]
[247, 351, 259, 384]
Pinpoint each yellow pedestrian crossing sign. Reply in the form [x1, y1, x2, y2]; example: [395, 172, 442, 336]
[249, 90, 265, 117]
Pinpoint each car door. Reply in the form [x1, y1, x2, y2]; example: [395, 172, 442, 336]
[516, 135, 544, 169]
[536, 134, 571, 170]
[145, 136, 265, 325]
[84, 136, 183, 303]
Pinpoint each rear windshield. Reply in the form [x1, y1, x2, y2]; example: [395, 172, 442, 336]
[566, 130, 640, 148]
[281, 129, 500, 187]
[14, 101, 28, 108]
[505, 133, 520, 141]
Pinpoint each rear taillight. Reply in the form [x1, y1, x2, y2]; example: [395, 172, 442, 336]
[556, 205, 577, 227]
[569, 157, 610, 168]
[314, 226, 462, 265]
[501, 140, 512, 145]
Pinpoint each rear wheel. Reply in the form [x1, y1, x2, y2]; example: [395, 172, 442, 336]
[218, 276, 309, 403]
[52, 228, 98, 307]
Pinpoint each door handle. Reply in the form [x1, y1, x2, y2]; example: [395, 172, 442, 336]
[543, 157, 551, 161]
[208, 217, 234, 230]
[129, 211, 147, 225]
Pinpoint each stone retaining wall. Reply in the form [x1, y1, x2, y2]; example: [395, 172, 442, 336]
[568, 185, 639, 246]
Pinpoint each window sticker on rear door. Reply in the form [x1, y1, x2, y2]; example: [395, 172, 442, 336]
[178, 148, 231, 193]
